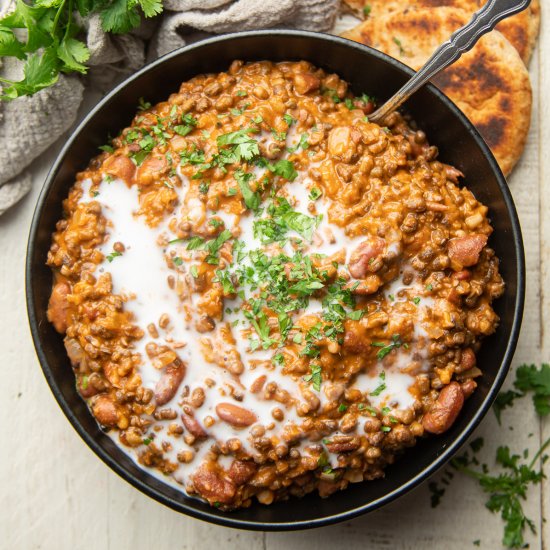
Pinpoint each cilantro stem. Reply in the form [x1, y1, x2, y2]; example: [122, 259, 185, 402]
[528, 436, 550, 470]
[52, 0, 68, 38]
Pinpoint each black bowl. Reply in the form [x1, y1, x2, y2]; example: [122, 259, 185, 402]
[26, 30, 525, 530]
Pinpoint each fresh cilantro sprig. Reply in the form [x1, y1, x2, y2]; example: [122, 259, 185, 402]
[494, 363, 550, 422]
[0, 0, 163, 100]
[452, 437, 550, 549]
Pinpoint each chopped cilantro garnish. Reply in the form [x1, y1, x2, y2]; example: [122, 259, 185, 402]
[412, 296, 421, 305]
[270, 159, 298, 181]
[231, 103, 250, 116]
[308, 187, 322, 201]
[235, 170, 261, 211]
[253, 197, 320, 243]
[216, 127, 260, 162]
[370, 371, 387, 396]
[106, 250, 122, 262]
[137, 97, 151, 112]
[347, 310, 364, 321]
[288, 133, 309, 153]
[304, 364, 322, 391]
[204, 230, 232, 265]
[186, 236, 205, 250]
[214, 269, 235, 294]
[338, 403, 348, 413]
[271, 129, 287, 141]
[283, 113, 296, 126]
[180, 147, 206, 166]
[371, 334, 403, 360]
[173, 113, 198, 137]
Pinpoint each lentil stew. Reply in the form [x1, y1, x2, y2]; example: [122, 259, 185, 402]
[46, 60, 504, 510]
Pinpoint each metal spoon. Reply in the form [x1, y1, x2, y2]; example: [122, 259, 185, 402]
[368, 0, 532, 124]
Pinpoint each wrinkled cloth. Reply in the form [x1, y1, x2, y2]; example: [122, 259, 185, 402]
[0, 0, 339, 215]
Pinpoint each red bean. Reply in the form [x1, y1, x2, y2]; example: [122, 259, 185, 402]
[422, 382, 464, 434]
[448, 234, 488, 267]
[154, 359, 185, 405]
[47, 281, 71, 334]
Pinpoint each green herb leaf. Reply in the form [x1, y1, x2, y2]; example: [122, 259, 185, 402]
[0, 46, 58, 100]
[57, 37, 90, 73]
[308, 187, 322, 201]
[514, 363, 550, 416]
[452, 437, 550, 549]
[100, 0, 141, 34]
[106, 250, 123, 262]
[283, 113, 296, 126]
[186, 236, 205, 250]
[304, 364, 322, 391]
[235, 170, 261, 211]
[270, 159, 298, 181]
[217, 127, 260, 162]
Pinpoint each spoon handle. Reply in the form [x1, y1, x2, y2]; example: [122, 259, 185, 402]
[368, 0, 532, 124]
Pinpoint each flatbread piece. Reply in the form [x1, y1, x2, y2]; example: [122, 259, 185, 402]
[341, 6, 532, 175]
[342, 0, 541, 64]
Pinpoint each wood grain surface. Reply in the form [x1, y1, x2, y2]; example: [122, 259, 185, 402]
[1, 10, 547, 550]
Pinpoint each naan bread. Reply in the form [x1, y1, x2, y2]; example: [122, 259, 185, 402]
[341, 7, 532, 175]
[342, 0, 541, 64]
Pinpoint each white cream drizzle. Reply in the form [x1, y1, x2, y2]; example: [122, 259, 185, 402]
[78, 159, 436, 494]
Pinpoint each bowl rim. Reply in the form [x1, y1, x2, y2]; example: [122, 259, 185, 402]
[26, 29, 525, 531]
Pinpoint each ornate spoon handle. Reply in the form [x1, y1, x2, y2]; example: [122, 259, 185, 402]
[368, 0, 532, 124]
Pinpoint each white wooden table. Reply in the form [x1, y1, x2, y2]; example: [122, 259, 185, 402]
[1, 11, 548, 550]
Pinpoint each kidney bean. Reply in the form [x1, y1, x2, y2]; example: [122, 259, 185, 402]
[422, 382, 464, 434]
[154, 359, 185, 405]
[227, 460, 257, 485]
[459, 348, 476, 373]
[250, 375, 267, 393]
[348, 238, 386, 278]
[216, 403, 257, 428]
[78, 375, 99, 398]
[136, 154, 167, 186]
[192, 465, 236, 505]
[102, 154, 135, 184]
[293, 73, 320, 95]
[91, 395, 118, 427]
[461, 379, 477, 398]
[181, 413, 207, 439]
[448, 234, 488, 267]
[47, 281, 71, 333]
